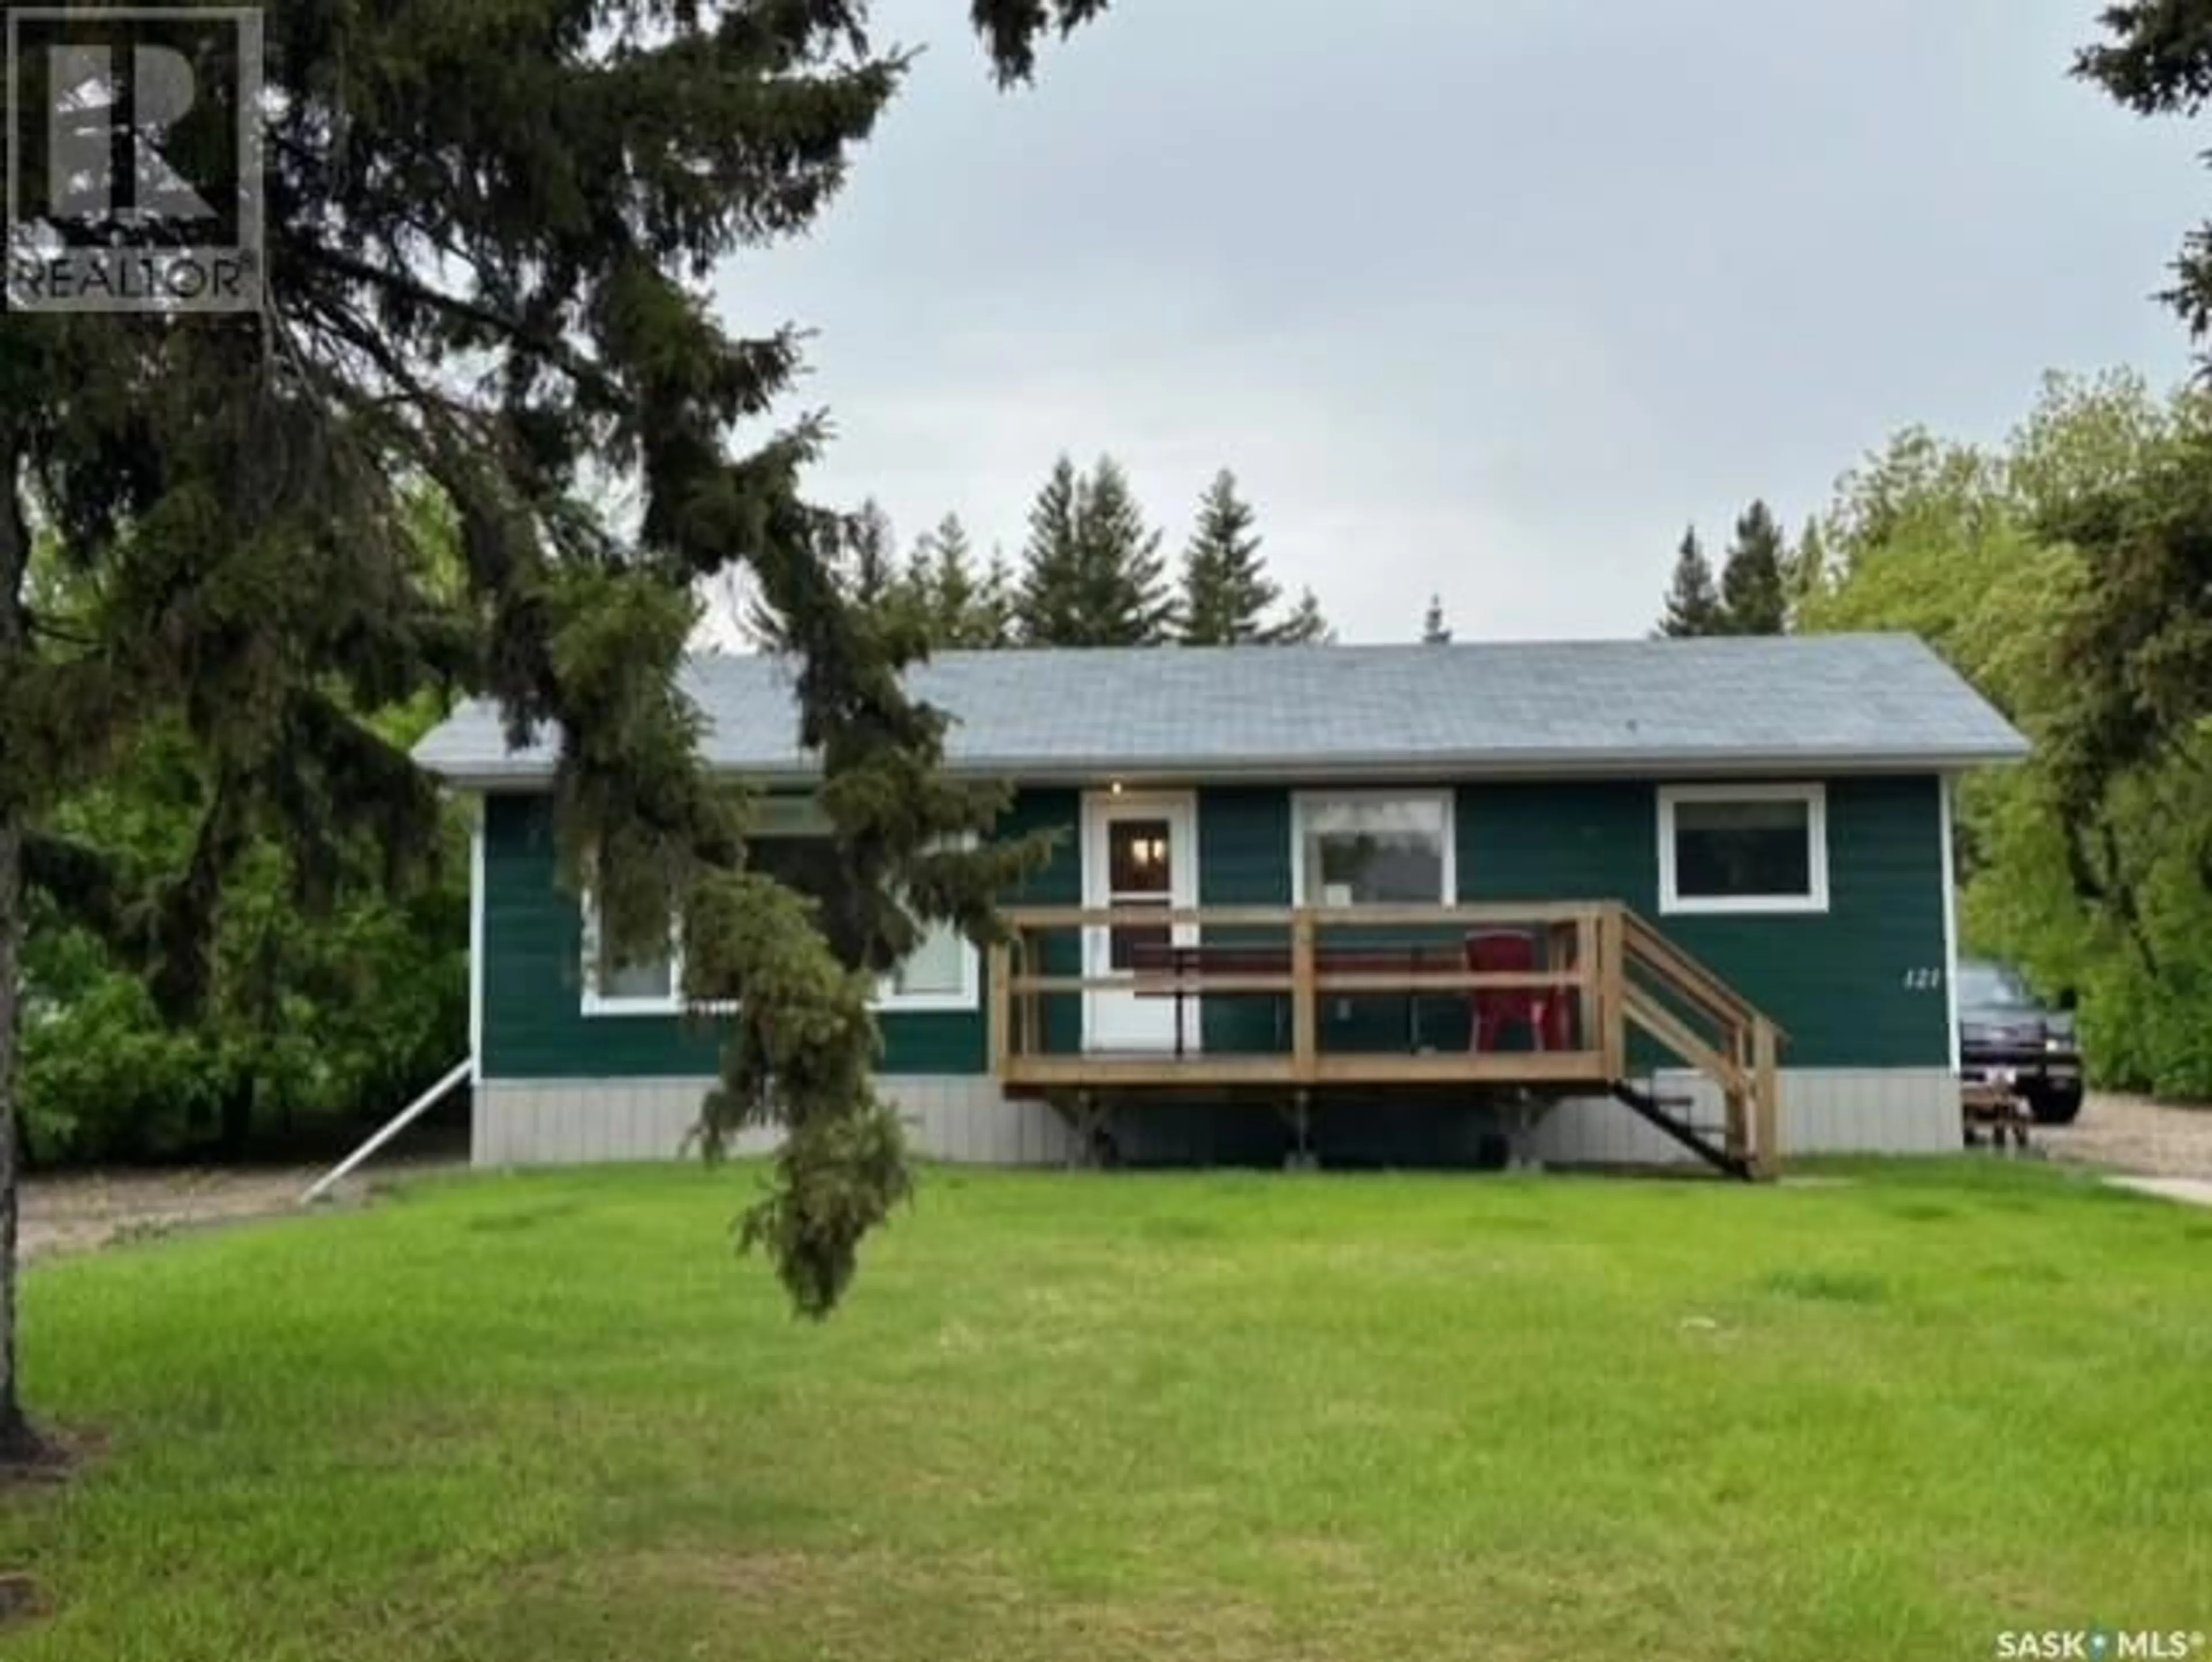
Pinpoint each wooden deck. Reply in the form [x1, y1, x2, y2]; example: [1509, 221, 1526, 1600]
[998, 1049, 1613, 1089]
[986, 900, 1786, 1176]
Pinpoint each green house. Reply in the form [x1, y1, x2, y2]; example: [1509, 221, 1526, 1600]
[413, 633, 2025, 1170]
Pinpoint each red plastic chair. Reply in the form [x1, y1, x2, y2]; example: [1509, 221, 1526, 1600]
[1466, 929, 1566, 1052]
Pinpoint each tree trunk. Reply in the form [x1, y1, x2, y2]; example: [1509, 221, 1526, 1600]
[0, 441, 52, 1464]
[0, 806, 41, 1463]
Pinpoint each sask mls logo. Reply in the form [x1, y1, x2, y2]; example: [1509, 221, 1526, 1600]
[1997, 1630, 2206, 1660]
[5, 7, 263, 312]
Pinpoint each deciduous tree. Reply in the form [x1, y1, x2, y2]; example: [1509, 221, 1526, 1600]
[1804, 372, 2212, 1099]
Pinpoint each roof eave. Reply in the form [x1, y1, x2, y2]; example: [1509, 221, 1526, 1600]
[420, 743, 2031, 792]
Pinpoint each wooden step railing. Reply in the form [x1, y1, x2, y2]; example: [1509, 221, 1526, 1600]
[1616, 909, 1784, 1175]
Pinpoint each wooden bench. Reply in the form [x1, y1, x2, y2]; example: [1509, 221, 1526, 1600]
[1961, 1080, 2035, 1152]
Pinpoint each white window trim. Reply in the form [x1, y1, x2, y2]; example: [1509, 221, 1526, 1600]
[1289, 788, 1457, 906]
[875, 833, 983, 1014]
[873, 933, 980, 1014]
[578, 830, 982, 1019]
[1657, 782, 1830, 917]
[468, 809, 486, 1078]
[579, 887, 687, 1018]
[1939, 773, 1961, 1071]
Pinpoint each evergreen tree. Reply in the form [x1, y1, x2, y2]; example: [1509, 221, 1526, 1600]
[1074, 457, 1175, 644]
[917, 514, 975, 645]
[1178, 470, 1281, 644]
[1422, 594, 1453, 644]
[847, 499, 900, 608]
[1015, 456, 1172, 646]
[1719, 500, 1790, 635]
[1789, 516, 1830, 616]
[0, 0, 1103, 1462]
[1275, 587, 1334, 644]
[978, 548, 1018, 648]
[1014, 456, 1088, 645]
[908, 514, 1012, 649]
[747, 498, 907, 647]
[2079, 7, 2212, 365]
[1658, 525, 1725, 637]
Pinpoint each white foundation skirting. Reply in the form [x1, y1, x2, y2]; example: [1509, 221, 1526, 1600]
[472, 1067, 1959, 1168]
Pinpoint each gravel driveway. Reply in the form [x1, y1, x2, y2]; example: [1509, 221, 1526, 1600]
[17, 1166, 392, 1265]
[2040, 1093, 2212, 1178]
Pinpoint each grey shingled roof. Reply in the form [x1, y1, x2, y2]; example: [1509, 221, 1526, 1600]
[411, 632, 2028, 784]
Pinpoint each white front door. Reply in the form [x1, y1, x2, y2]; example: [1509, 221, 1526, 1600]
[1082, 791, 1198, 1053]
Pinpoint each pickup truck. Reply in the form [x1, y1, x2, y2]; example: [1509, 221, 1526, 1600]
[1957, 957, 2085, 1126]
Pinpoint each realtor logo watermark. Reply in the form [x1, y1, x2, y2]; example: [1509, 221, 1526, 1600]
[6, 7, 263, 312]
[1996, 1629, 2206, 1659]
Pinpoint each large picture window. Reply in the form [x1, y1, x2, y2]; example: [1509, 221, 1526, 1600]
[1658, 784, 1829, 915]
[581, 803, 978, 1016]
[1292, 791, 1453, 906]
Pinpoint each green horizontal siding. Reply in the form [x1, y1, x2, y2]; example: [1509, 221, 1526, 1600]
[1455, 777, 1949, 1068]
[480, 794, 1012, 1081]
[1196, 787, 1291, 1056]
[479, 774, 1949, 1082]
[1000, 789, 1085, 1059]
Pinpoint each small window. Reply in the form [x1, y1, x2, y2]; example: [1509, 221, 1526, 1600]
[876, 834, 982, 1012]
[877, 919, 975, 1011]
[1658, 784, 1828, 915]
[1293, 792, 1453, 906]
[582, 904, 683, 1016]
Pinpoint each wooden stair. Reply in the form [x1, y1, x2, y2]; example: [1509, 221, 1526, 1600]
[1607, 1081, 1755, 1181]
[1605, 908, 1785, 1179]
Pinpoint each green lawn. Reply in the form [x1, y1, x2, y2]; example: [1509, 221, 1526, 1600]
[3, 1161, 2209, 1661]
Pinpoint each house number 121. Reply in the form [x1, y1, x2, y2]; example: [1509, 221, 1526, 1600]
[1902, 968, 1943, 990]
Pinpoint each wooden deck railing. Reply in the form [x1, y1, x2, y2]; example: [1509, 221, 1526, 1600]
[986, 900, 1785, 1174]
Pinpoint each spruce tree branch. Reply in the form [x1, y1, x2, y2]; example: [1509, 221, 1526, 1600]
[147, 774, 252, 1023]
[289, 238, 626, 408]
[291, 290, 528, 554]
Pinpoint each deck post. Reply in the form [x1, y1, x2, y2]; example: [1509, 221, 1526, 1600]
[1020, 933, 1041, 1064]
[1059, 1088, 1111, 1168]
[1599, 906, 1627, 1080]
[1280, 1088, 1319, 1171]
[1290, 908, 1318, 1083]
[1574, 909, 1599, 1056]
[990, 939, 1013, 1082]
[1752, 1016, 1781, 1177]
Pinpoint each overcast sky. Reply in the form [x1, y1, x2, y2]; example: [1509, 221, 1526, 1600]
[716, 0, 2205, 644]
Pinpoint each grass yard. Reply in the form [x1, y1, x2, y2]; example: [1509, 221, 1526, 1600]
[2, 1160, 2209, 1661]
